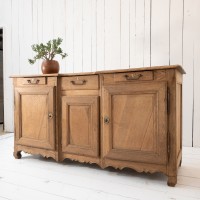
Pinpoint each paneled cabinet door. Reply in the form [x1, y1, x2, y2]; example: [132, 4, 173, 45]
[62, 96, 99, 157]
[14, 87, 55, 150]
[102, 82, 167, 165]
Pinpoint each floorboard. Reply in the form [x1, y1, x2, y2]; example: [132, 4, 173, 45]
[0, 134, 200, 200]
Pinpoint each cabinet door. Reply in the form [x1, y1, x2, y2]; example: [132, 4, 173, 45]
[62, 96, 99, 157]
[15, 87, 55, 150]
[102, 82, 167, 165]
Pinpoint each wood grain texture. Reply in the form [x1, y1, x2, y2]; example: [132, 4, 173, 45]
[60, 75, 99, 90]
[10, 65, 186, 77]
[176, 82, 182, 158]
[14, 87, 55, 150]
[22, 77, 46, 85]
[15, 144, 57, 160]
[61, 90, 99, 97]
[102, 82, 167, 165]
[154, 70, 166, 81]
[103, 71, 153, 85]
[61, 153, 101, 165]
[62, 95, 99, 157]
[12, 66, 183, 186]
[102, 158, 167, 174]
[166, 69, 183, 187]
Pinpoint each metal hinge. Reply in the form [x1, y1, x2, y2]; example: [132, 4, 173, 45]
[167, 87, 170, 114]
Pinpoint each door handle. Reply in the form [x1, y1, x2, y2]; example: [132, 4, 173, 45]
[71, 80, 87, 85]
[124, 73, 142, 80]
[27, 78, 40, 84]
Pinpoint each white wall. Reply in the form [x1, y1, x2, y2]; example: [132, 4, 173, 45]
[0, 0, 200, 147]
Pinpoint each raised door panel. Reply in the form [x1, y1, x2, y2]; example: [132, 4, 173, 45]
[102, 82, 167, 165]
[15, 87, 55, 150]
[62, 96, 99, 157]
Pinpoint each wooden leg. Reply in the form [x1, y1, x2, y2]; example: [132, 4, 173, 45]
[13, 151, 22, 159]
[167, 176, 177, 187]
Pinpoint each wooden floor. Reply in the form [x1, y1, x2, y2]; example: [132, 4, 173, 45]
[0, 134, 200, 200]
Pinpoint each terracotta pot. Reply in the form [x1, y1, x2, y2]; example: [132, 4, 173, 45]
[41, 60, 60, 74]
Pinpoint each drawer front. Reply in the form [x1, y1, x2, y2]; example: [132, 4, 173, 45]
[103, 71, 153, 84]
[19, 77, 46, 85]
[61, 75, 99, 90]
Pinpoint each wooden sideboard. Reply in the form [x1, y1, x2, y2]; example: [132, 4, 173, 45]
[11, 65, 185, 186]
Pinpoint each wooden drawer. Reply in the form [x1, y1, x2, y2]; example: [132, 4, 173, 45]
[61, 75, 99, 90]
[17, 77, 46, 86]
[103, 71, 153, 84]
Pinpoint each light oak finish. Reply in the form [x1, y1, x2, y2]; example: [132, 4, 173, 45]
[62, 96, 99, 157]
[102, 82, 167, 164]
[22, 77, 46, 85]
[60, 75, 99, 90]
[14, 87, 55, 150]
[103, 71, 153, 85]
[12, 65, 185, 186]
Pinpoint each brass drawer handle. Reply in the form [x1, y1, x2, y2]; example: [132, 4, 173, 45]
[124, 74, 143, 80]
[104, 116, 110, 124]
[48, 113, 53, 119]
[27, 78, 40, 84]
[71, 80, 87, 85]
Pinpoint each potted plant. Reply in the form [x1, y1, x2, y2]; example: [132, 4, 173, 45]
[28, 37, 67, 74]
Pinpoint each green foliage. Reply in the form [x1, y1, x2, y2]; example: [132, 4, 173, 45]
[28, 38, 67, 65]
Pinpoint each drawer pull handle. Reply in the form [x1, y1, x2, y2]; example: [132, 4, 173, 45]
[71, 80, 87, 85]
[48, 113, 53, 119]
[104, 116, 110, 124]
[27, 78, 40, 84]
[125, 74, 143, 80]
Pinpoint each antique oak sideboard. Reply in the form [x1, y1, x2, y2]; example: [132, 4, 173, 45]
[11, 65, 185, 186]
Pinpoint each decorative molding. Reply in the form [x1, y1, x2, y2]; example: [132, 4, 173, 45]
[61, 154, 101, 167]
[102, 159, 167, 175]
[16, 146, 56, 160]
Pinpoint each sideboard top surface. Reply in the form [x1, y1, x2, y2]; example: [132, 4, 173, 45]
[10, 65, 186, 78]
